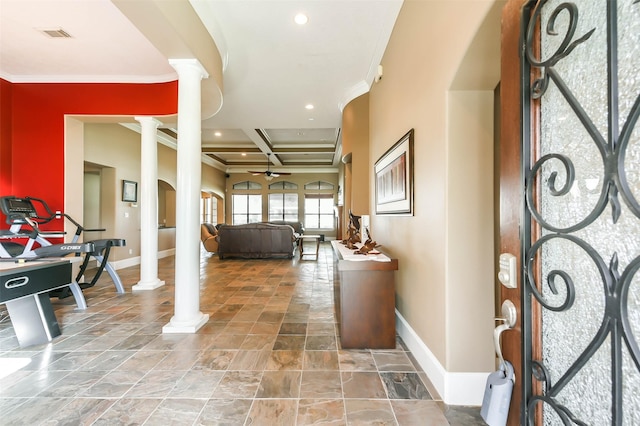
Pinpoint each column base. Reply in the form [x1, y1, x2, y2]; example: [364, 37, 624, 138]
[132, 279, 165, 291]
[162, 312, 209, 334]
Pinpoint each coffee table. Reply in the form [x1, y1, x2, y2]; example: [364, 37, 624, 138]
[299, 234, 321, 259]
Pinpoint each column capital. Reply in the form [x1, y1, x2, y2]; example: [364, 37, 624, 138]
[134, 116, 163, 127]
[169, 58, 209, 79]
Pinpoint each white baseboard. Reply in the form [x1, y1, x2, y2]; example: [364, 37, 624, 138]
[158, 248, 176, 259]
[109, 248, 175, 270]
[110, 256, 139, 270]
[395, 309, 489, 406]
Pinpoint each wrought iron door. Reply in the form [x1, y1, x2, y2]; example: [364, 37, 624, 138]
[521, 0, 640, 424]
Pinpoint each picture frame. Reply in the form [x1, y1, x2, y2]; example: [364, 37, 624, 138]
[122, 180, 138, 202]
[374, 129, 414, 215]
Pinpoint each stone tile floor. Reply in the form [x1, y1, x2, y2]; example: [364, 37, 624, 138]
[0, 243, 486, 425]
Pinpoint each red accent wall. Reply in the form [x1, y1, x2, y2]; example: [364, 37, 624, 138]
[0, 79, 13, 195]
[6, 80, 177, 213]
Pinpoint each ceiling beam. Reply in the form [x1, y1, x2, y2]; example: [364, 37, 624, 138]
[271, 147, 335, 154]
[201, 147, 262, 154]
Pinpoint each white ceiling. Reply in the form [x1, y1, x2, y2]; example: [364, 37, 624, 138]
[0, 0, 402, 174]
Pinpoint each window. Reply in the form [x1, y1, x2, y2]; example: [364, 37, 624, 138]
[232, 194, 262, 224]
[201, 193, 219, 225]
[233, 181, 262, 190]
[269, 193, 298, 221]
[304, 181, 334, 190]
[211, 200, 218, 225]
[269, 181, 298, 190]
[304, 194, 334, 229]
[201, 195, 210, 224]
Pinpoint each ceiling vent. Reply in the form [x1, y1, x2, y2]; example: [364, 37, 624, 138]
[40, 28, 73, 38]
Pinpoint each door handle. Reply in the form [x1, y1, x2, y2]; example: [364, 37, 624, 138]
[494, 299, 517, 369]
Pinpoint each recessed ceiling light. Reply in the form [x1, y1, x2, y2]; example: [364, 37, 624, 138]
[308, 118, 315, 121]
[294, 13, 308, 25]
[305, 104, 314, 110]
[214, 131, 222, 137]
[241, 153, 246, 156]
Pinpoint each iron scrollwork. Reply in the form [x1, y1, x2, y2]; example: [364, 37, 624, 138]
[525, 233, 640, 424]
[525, 1, 596, 100]
[525, 0, 640, 233]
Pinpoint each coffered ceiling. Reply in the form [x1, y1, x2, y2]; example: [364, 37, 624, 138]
[0, 0, 403, 175]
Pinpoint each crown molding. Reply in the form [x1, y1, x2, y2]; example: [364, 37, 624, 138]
[0, 72, 178, 84]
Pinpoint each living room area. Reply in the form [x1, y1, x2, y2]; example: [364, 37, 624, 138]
[2, 0, 504, 418]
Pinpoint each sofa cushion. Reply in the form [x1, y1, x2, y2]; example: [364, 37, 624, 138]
[265, 221, 304, 235]
[202, 223, 217, 237]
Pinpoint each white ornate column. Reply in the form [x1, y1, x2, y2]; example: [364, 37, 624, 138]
[163, 59, 209, 333]
[132, 116, 165, 292]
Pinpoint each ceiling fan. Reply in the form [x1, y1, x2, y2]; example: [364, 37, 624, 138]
[249, 153, 291, 180]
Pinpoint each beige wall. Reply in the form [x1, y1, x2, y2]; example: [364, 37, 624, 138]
[85, 124, 142, 261]
[157, 179, 175, 227]
[83, 171, 101, 230]
[366, 0, 503, 374]
[447, 90, 495, 371]
[202, 163, 226, 198]
[342, 93, 370, 217]
[158, 227, 176, 251]
[84, 123, 226, 260]
[158, 143, 177, 190]
[202, 159, 227, 226]
[225, 172, 339, 238]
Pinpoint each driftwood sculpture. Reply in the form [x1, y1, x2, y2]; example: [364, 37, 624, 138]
[341, 210, 361, 245]
[354, 238, 378, 255]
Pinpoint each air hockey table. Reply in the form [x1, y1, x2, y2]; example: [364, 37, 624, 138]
[0, 259, 74, 347]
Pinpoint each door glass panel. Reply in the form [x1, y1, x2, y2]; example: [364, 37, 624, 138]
[525, 1, 640, 424]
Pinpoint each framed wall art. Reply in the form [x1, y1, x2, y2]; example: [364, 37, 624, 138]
[122, 180, 138, 202]
[374, 129, 414, 215]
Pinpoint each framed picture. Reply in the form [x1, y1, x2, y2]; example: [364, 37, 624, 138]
[122, 180, 138, 202]
[374, 129, 414, 215]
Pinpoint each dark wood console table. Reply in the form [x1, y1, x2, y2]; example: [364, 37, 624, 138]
[331, 240, 398, 349]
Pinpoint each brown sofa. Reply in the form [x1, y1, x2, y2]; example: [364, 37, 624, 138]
[200, 223, 220, 253]
[216, 223, 296, 259]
